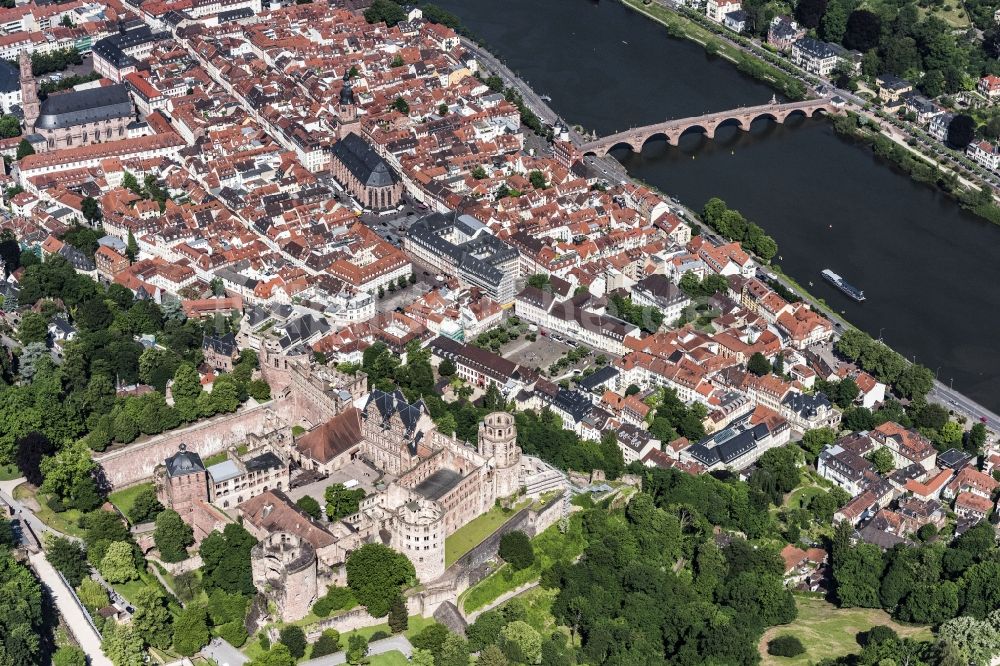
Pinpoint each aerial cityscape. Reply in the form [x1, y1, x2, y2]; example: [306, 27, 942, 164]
[2, 0, 1000, 663]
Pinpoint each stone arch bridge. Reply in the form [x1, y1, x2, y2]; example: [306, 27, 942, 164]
[580, 98, 842, 155]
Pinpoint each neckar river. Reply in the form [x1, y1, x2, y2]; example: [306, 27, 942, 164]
[435, 0, 1000, 412]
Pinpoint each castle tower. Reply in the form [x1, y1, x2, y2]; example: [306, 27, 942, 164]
[478, 412, 521, 499]
[250, 532, 318, 623]
[19, 52, 39, 134]
[390, 498, 445, 581]
[154, 443, 209, 525]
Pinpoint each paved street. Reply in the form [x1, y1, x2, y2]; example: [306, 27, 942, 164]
[929, 381, 1000, 432]
[30, 552, 112, 666]
[0, 477, 62, 540]
[460, 37, 582, 142]
[375, 280, 431, 313]
[1, 479, 111, 664]
[204, 637, 250, 666]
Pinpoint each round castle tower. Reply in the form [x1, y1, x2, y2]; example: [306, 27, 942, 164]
[478, 412, 521, 500]
[250, 532, 318, 623]
[390, 498, 446, 582]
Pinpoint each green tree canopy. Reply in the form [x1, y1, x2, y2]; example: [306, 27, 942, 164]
[346, 543, 416, 617]
[499, 530, 535, 570]
[154, 508, 194, 562]
[100, 541, 138, 583]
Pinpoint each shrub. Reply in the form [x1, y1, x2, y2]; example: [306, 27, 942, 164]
[499, 531, 534, 570]
[279, 625, 307, 660]
[388, 594, 408, 633]
[313, 596, 333, 617]
[217, 620, 247, 647]
[311, 629, 341, 658]
[768, 635, 805, 657]
[312, 586, 357, 617]
[370, 630, 390, 641]
[864, 625, 899, 646]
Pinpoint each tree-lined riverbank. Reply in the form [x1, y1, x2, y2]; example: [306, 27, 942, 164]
[618, 0, 808, 101]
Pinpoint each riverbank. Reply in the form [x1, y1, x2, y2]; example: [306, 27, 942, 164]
[618, 0, 807, 101]
[615, 0, 1000, 212]
[830, 113, 1000, 225]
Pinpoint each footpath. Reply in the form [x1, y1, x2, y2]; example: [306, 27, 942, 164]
[29, 552, 112, 666]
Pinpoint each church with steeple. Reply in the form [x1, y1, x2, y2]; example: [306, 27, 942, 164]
[18, 51, 135, 152]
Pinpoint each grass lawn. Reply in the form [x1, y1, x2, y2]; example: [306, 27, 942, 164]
[108, 482, 154, 522]
[785, 485, 825, 510]
[369, 651, 409, 666]
[14, 484, 86, 538]
[759, 595, 933, 665]
[202, 452, 229, 467]
[112, 569, 173, 608]
[445, 500, 528, 568]
[155, 563, 208, 607]
[916, 1, 971, 28]
[0, 463, 20, 481]
[519, 587, 561, 634]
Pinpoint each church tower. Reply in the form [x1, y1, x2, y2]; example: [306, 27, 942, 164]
[478, 412, 521, 499]
[19, 52, 39, 134]
[337, 69, 357, 138]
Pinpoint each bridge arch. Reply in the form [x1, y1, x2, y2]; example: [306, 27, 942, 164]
[639, 132, 672, 150]
[677, 124, 712, 140]
[605, 140, 640, 155]
[749, 111, 780, 125]
[715, 117, 748, 133]
[778, 108, 809, 123]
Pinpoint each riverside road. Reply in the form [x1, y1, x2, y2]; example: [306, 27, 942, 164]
[437, 0, 1000, 416]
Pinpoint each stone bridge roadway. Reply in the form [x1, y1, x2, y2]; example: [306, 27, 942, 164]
[579, 97, 842, 155]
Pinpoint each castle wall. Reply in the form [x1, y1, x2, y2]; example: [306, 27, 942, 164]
[259, 349, 339, 427]
[304, 606, 389, 640]
[96, 402, 291, 489]
[408, 493, 567, 617]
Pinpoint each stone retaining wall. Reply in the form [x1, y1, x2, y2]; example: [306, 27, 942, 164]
[304, 606, 386, 640]
[94, 402, 291, 489]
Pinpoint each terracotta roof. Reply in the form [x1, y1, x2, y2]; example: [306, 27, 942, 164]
[241, 489, 337, 549]
[294, 407, 363, 463]
[780, 544, 808, 572]
[955, 491, 994, 514]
